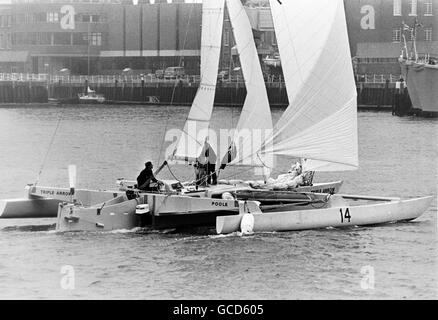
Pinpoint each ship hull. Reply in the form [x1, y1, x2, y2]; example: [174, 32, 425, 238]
[400, 60, 438, 116]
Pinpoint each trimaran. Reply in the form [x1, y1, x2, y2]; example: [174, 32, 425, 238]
[0, 0, 433, 234]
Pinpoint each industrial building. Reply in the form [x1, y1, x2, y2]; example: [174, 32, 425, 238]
[0, 0, 436, 77]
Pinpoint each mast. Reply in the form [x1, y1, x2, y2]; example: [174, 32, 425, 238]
[170, 0, 225, 163]
[86, 19, 90, 77]
[219, 0, 273, 170]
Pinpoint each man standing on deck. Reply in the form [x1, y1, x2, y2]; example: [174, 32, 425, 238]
[137, 161, 163, 191]
[198, 139, 217, 185]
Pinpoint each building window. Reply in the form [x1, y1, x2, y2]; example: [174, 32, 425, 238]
[23, 14, 33, 24]
[34, 12, 46, 22]
[91, 15, 100, 22]
[12, 33, 25, 45]
[28, 32, 37, 45]
[409, 29, 415, 41]
[392, 27, 401, 42]
[90, 32, 101, 46]
[47, 12, 59, 23]
[7, 33, 11, 48]
[37, 32, 52, 45]
[271, 33, 277, 46]
[0, 34, 4, 49]
[425, 2, 433, 15]
[73, 33, 88, 45]
[80, 14, 101, 23]
[393, 0, 402, 16]
[424, 27, 432, 41]
[260, 33, 265, 45]
[409, 0, 417, 16]
[82, 14, 91, 22]
[224, 30, 230, 46]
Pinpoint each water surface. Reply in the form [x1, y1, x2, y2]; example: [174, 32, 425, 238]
[0, 105, 436, 299]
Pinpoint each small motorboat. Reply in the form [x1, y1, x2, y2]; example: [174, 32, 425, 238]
[78, 87, 105, 104]
[263, 54, 281, 67]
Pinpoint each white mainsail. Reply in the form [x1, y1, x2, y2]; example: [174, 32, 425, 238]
[265, 0, 358, 171]
[171, 0, 225, 162]
[219, 0, 273, 168]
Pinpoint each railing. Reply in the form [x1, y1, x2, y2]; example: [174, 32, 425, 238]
[356, 74, 399, 84]
[0, 72, 403, 85]
[0, 72, 286, 85]
[0, 73, 50, 82]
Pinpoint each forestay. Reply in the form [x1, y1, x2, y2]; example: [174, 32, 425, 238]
[171, 0, 225, 163]
[266, 0, 358, 171]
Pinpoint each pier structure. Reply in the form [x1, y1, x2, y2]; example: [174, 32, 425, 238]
[0, 72, 405, 111]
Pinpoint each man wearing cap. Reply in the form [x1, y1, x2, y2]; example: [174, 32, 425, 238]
[137, 161, 163, 191]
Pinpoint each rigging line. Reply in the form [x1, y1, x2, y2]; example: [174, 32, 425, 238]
[34, 109, 64, 187]
[256, 152, 271, 169]
[193, 168, 220, 185]
[166, 162, 182, 182]
[157, 3, 196, 166]
[220, 166, 255, 181]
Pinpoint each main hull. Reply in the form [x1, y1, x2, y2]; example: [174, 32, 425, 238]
[56, 193, 241, 232]
[1, 180, 342, 221]
[216, 195, 433, 234]
[400, 60, 438, 116]
[55, 191, 332, 232]
[56, 195, 141, 232]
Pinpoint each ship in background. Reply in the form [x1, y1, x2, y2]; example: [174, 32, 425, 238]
[399, 19, 438, 117]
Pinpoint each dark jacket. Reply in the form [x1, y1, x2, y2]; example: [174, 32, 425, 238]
[137, 168, 158, 190]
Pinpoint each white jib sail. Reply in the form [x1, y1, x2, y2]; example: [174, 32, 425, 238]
[171, 0, 225, 163]
[220, 0, 273, 168]
[267, 0, 358, 171]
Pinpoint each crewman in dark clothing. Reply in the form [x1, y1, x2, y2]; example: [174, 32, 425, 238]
[137, 161, 162, 191]
[198, 140, 217, 185]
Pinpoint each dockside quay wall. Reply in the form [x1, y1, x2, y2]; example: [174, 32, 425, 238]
[0, 82, 48, 103]
[0, 81, 406, 108]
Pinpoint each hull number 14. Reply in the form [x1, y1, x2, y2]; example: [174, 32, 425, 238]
[340, 208, 351, 223]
